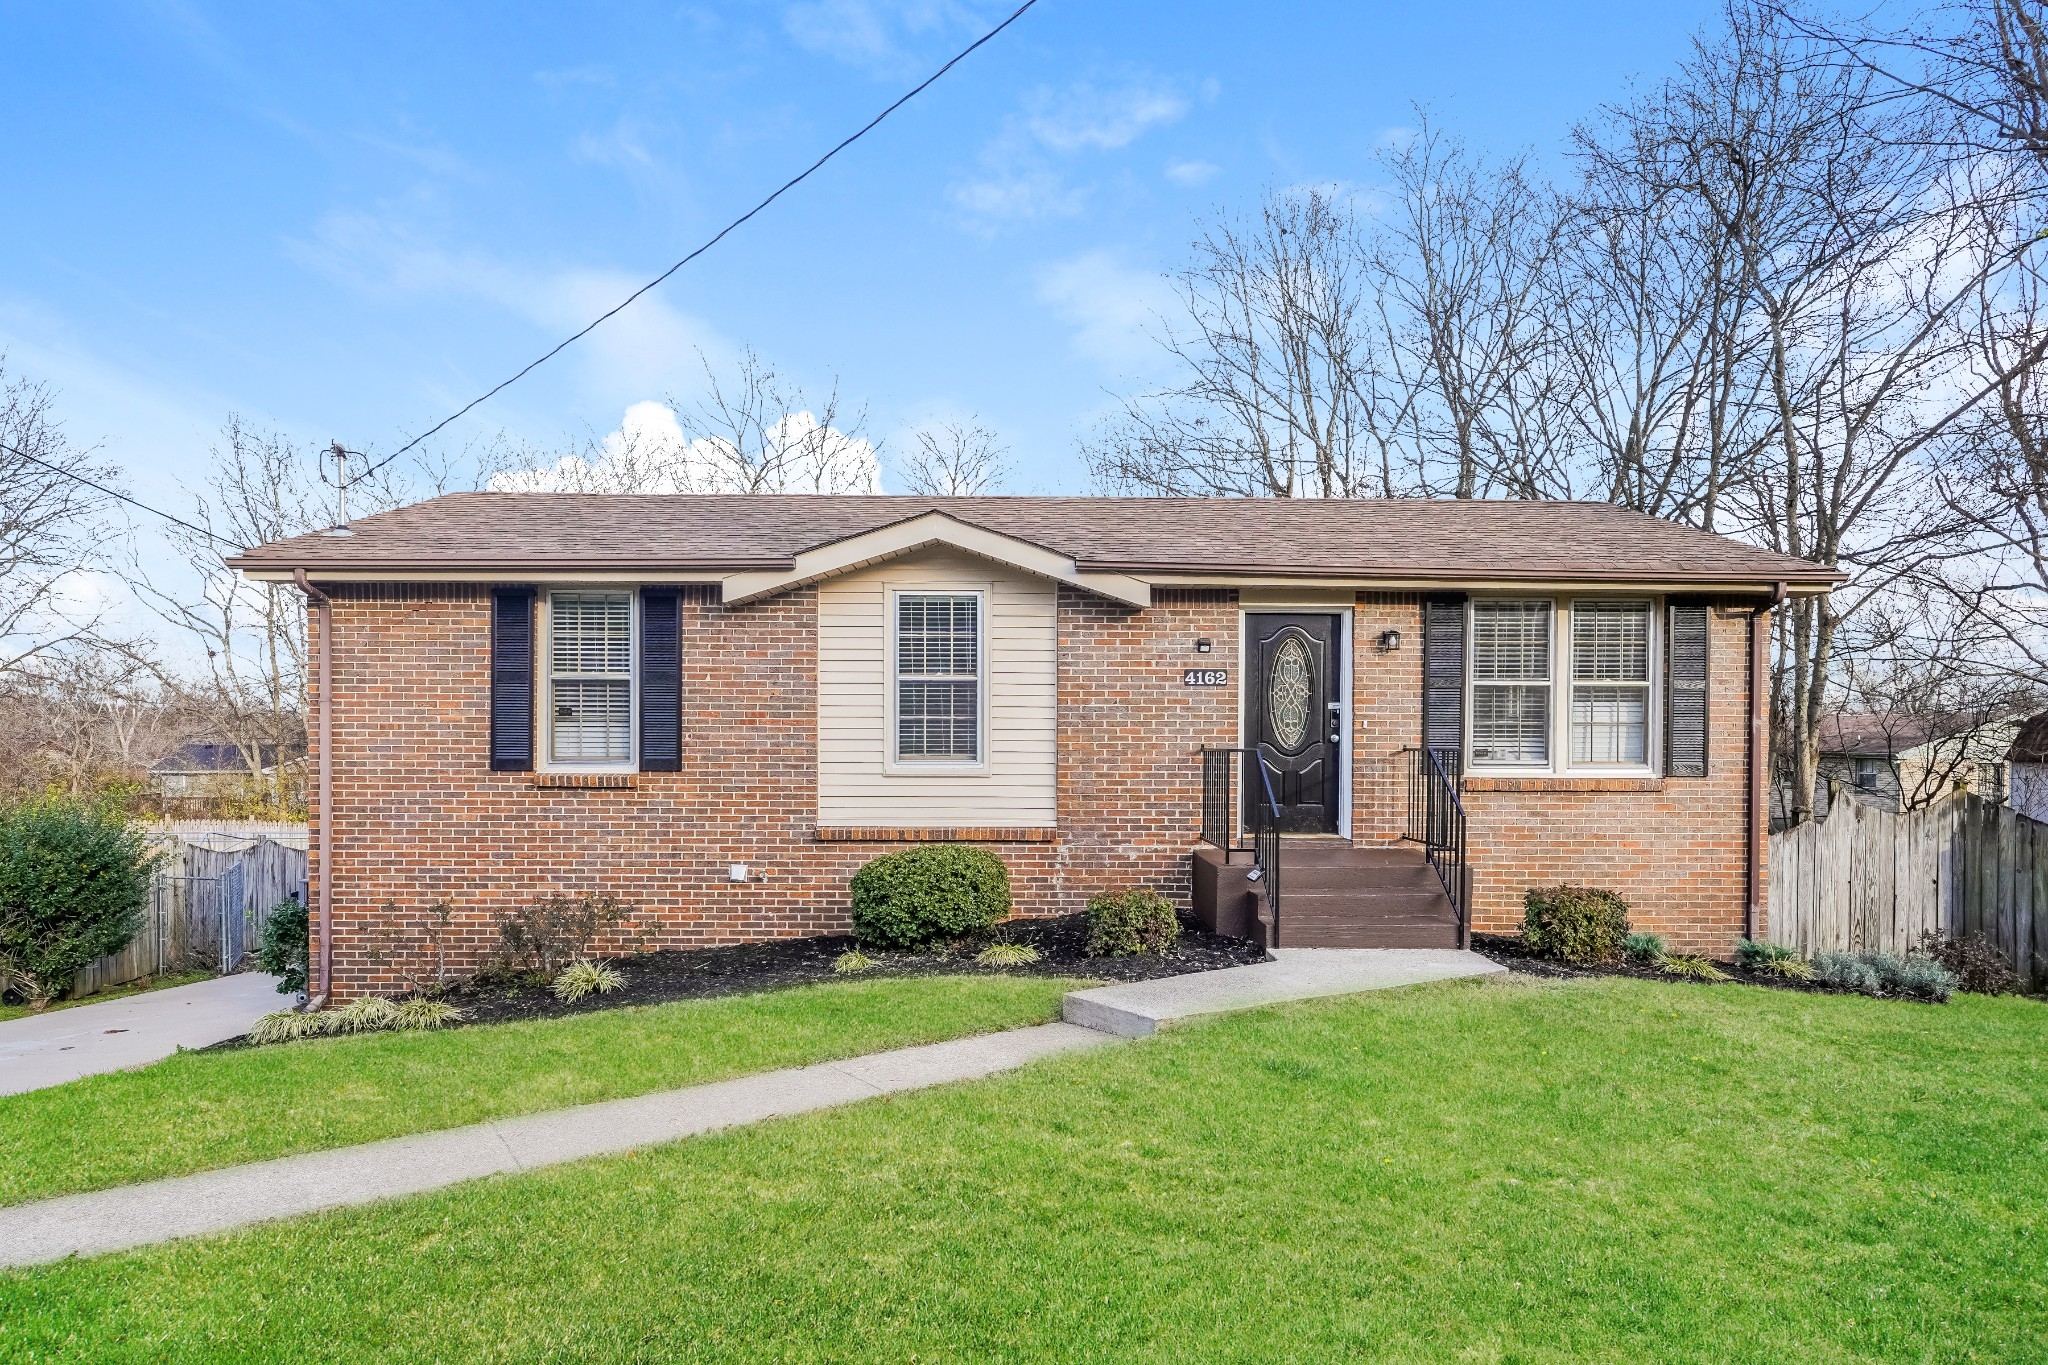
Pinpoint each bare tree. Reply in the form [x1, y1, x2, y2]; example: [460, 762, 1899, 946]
[898, 419, 1011, 496]
[0, 362, 122, 682]
[486, 348, 883, 495]
[1085, 187, 1388, 498]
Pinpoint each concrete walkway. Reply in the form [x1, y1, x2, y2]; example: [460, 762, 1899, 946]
[0, 973, 285, 1098]
[1063, 947, 1503, 1036]
[0, 948, 1501, 1268]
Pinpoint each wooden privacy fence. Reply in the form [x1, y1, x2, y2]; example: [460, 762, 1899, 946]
[69, 833, 310, 997]
[1768, 792, 2047, 990]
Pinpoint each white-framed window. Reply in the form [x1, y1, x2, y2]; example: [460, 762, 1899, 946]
[1470, 600, 1553, 766]
[1468, 597, 1659, 774]
[1569, 600, 1652, 766]
[545, 590, 635, 767]
[893, 591, 982, 764]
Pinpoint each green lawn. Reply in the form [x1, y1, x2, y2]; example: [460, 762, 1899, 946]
[0, 974, 1080, 1206]
[6, 974, 2043, 1361]
[0, 971, 213, 1024]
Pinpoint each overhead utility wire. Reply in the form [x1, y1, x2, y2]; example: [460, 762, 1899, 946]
[349, 0, 1045, 487]
[1, 437, 242, 550]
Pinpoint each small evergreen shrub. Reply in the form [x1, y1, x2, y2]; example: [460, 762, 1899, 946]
[1624, 932, 1666, 963]
[1085, 888, 1182, 957]
[0, 793, 156, 1006]
[1917, 931, 2023, 995]
[1522, 885, 1630, 965]
[849, 846, 1009, 949]
[551, 958, 624, 1003]
[257, 898, 310, 996]
[1657, 953, 1730, 982]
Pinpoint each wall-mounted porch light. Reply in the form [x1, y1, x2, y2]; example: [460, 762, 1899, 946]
[1376, 629, 1402, 652]
[1194, 638, 1213, 653]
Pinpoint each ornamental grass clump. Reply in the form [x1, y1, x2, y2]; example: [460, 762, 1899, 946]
[974, 936, 1042, 967]
[551, 958, 625, 1003]
[247, 1009, 328, 1045]
[1522, 885, 1630, 966]
[1657, 953, 1730, 982]
[390, 998, 466, 1030]
[850, 846, 1010, 950]
[1735, 938, 1814, 980]
[833, 949, 877, 974]
[1085, 889, 1181, 957]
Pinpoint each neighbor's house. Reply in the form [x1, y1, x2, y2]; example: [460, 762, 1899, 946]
[1780, 711, 2016, 826]
[2009, 713, 2048, 823]
[229, 494, 1836, 1001]
[148, 741, 303, 816]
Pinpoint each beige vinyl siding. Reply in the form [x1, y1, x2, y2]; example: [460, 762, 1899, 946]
[817, 548, 1057, 827]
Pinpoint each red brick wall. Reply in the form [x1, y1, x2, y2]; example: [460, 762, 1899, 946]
[1345, 595, 1763, 955]
[310, 581, 1759, 996]
[310, 582, 1239, 998]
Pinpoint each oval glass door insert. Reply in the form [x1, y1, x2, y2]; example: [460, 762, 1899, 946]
[1269, 635, 1313, 751]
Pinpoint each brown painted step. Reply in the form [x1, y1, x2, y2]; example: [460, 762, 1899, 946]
[1267, 838, 1462, 949]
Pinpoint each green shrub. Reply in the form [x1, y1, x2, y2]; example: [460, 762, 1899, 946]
[1085, 888, 1182, 957]
[1521, 885, 1630, 966]
[552, 958, 624, 1003]
[1624, 932, 1666, 963]
[256, 898, 310, 996]
[0, 793, 156, 1005]
[1812, 949, 1957, 1002]
[849, 846, 1010, 949]
[1656, 953, 1730, 982]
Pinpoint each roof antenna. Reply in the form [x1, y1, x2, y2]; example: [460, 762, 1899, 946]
[322, 442, 356, 535]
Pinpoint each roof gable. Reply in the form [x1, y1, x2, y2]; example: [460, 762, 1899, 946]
[719, 510, 1152, 608]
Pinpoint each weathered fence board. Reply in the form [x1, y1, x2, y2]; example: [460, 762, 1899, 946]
[1768, 792, 2045, 990]
[68, 835, 309, 997]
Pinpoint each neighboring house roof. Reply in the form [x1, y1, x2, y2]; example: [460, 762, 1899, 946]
[149, 742, 295, 776]
[2008, 712, 2048, 764]
[228, 493, 1840, 592]
[1814, 712, 1991, 758]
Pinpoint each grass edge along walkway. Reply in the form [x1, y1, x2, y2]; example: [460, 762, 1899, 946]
[0, 973, 1082, 1206]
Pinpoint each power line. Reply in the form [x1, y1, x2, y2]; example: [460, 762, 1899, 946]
[349, 0, 1044, 487]
[0, 437, 243, 550]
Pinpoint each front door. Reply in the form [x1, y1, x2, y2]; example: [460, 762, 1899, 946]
[1246, 613, 1342, 834]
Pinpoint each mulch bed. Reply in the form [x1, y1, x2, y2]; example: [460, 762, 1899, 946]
[1471, 932, 1863, 998]
[358, 915, 1269, 1032]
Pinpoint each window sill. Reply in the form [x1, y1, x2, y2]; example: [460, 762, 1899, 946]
[815, 825, 1055, 843]
[1462, 775, 1665, 793]
[531, 773, 637, 790]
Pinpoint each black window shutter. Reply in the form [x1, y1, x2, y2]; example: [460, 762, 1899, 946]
[1422, 595, 1467, 757]
[1665, 601, 1710, 777]
[489, 588, 536, 772]
[639, 588, 682, 772]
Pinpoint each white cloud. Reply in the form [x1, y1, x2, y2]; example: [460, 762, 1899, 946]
[1035, 250, 1172, 373]
[488, 400, 883, 494]
[782, 0, 982, 78]
[1165, 158, 1220, 187]
[950, 77, 1193, 231]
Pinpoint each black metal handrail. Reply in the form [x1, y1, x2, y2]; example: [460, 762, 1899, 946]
[1200, 746, 1284, 938]
[1404, 746, 1469, 945]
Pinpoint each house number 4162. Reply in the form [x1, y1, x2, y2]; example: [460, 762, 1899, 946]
[1182, 668, 1229, 686]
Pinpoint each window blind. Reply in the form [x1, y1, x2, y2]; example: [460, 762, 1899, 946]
[1470, 601, 1551, 765]
[1570, 601, 1650, 765]
[896, 593, 980, 761]
[549, 591, 633, 764]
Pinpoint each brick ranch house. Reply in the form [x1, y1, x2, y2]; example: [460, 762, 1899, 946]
[231, 494, 1838, 1002]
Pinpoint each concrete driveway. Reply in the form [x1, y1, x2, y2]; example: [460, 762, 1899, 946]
[0, 973, 285, 1097]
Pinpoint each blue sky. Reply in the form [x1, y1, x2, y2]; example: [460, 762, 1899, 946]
[1, 0, 1717, 514]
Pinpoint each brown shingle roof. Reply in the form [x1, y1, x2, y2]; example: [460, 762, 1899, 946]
[228, 492, 1840, 586]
